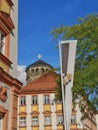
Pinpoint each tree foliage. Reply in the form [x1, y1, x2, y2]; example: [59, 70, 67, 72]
[51, 14, 98, 114]
[55, 77, 62, 101]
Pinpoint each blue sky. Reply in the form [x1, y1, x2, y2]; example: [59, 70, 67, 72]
[18, 0, 98, 69]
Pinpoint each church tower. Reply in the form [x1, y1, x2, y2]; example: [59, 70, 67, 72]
[26, 55, 53, 83]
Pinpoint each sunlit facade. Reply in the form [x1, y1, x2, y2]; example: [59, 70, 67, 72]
[0, 0, 22, 130]
[17, 60, 97, 130]
[18, 71, 64, 130]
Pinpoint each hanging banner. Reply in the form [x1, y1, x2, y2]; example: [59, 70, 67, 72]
[59, 40, 77, 130]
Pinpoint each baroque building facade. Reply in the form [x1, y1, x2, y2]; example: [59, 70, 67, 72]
[18, 60, 64, 130]
[18, 59, 98, 130]
[0, 0, 22, 130]
[18, 59, 97, 130]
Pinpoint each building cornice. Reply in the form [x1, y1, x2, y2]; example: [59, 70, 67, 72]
[19, 89, 55, 95]
[0, 67, 22, 93]
[0, 52, 12, 67]
[6, 0, 14, 6]
[0, 11, 14, 35]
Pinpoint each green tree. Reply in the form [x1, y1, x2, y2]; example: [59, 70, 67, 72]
[51, 14, 98, 115]
[55, 77, 62, 101]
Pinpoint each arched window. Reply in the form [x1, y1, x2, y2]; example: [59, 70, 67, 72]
[31, 69, 34, 73]
[41, 68, 44, 73]
[46, 69, 49, 72]
[36, 68, 39, 73]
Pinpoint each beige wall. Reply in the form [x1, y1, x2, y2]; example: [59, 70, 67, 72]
[18, 93, 58, 130]
[9, 0, 18, 78]
[96, 114, 98, 130]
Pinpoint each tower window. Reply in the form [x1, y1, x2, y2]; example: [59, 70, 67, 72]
[36, 68, 39, 73]
[46, 69, 49, 72]
[31, 69, 34, 73]
[41, 68, 44, 73]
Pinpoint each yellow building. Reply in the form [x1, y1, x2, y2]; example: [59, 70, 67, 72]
[18, 60, 77, 130]
[0, 0, 22, 130]
[18, 59, 97, 130]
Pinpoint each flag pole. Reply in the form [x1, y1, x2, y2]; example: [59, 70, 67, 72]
[59, 40, 77, 130]
[59, 40, 66, 130]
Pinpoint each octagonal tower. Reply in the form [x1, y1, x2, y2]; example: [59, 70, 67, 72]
[26, 59, 53, 83]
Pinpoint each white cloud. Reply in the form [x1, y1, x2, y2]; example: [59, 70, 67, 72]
[17, 65, 26, 85]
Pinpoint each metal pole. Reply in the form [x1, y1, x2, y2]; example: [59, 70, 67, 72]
[59, 41, 66, 130]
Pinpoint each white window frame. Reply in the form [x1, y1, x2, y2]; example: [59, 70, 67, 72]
[20, 96, 26, 105]
[71, 114, 76, 124]
[32, 95, 37, 104]
[32, 116, 38, 126]
[44, 95, 50, 104]
[20, 117, 26, 126]
[44, 116, 51, 125]
[57, 115, 63, 125]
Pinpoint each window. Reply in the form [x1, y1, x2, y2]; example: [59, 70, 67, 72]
[32, 116, 38, 126]
[57, 115, 63, 125]
[46, 69, 48, 72]
[44, 95, 50, 104]
[0, 113, 3, 130]
[20, 96, 26, 105]
[36, 68, 39, 73]
[41, 68, 44, 73]
[71, 115, 76, 124]
[0, 33, 4, 53]
[31, 69, 34, 73]
[44, 116, 51, 125]
[56, 100, 62, 104]
[20, 117, 26, 126]
[32, 95, 37, 104]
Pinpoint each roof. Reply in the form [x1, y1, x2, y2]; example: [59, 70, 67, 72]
[20, 71, 59, 94]
[26, 59, 53, 71]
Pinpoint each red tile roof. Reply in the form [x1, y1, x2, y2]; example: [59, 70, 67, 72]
[20, 71, 59, 94]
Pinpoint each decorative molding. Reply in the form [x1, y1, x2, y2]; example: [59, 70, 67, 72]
[0, 106, 8, 130]
[0, 86, 7, 102]
[0, 52, 12, 72]
[6, 0, 14, 6]
[43, 110, 52, 114]
[30, 111, 39, 115]
[55, 110, 62, 114]
[0, 67, 22, 91]
[18, 112, 27, 116]
[0, 11, 15, 35]
[63, 73, 72, 85]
